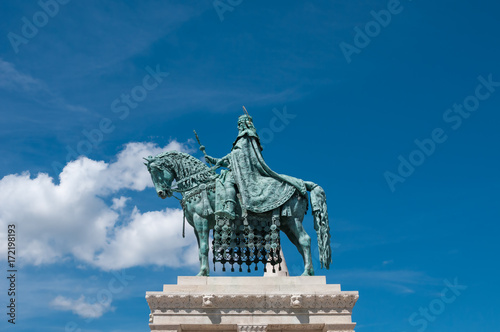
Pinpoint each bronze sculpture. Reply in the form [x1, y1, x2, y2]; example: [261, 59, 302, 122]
[144, 111, 331, 276]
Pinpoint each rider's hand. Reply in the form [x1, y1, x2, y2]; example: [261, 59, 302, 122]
[205, 155, 216, 164]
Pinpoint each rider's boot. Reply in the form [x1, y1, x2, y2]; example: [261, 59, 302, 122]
[218, 199, 237, 220]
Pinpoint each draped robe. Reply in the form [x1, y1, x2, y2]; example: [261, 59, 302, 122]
[227, 129, 306, 214]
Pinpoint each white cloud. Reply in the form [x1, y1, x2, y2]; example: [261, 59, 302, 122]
[51, 295, 112, 319]
[95, 207, 199, 270]
[0, 140, 198, 270]
[111, 196, 130, 211]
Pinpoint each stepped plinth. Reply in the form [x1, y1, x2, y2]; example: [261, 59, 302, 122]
[146, 275, 358, 332]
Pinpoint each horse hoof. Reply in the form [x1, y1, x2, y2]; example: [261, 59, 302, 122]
[301, 268, 315, 276]
[196, 270, 209, 277]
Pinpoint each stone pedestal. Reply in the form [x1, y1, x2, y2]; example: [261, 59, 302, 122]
[146, 276, 358, 332]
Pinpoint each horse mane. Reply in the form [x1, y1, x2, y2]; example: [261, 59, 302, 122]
[153, 150, 209, 181]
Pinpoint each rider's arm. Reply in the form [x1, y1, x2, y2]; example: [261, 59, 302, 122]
[205, 155, 219, 165]
[206, 155, 230, 167]
[206, 154, 231, 168]
[218, 154, 231, 167]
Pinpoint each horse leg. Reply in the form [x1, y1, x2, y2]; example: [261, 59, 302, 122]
[281, 223, 305, 260]
[284, 216, 314, 276]
[193, 229, 204, 276]
[193, 214, 210, 276]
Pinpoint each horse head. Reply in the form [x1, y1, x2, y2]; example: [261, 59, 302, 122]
[144, 155, 175, 199]
[145, 150, 215, 199]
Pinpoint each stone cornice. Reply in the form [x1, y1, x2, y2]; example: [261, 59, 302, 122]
[146, 292, 359, 313]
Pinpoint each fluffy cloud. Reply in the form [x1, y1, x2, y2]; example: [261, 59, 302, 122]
[0, 141, 198, 270]
[95, 207, 199, 270]
[51, 295, 113, 319]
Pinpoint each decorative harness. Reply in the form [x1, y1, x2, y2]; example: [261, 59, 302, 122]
[163, 165, 219, 238]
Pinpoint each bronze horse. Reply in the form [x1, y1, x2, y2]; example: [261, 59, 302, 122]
[145, 151, 331, 276]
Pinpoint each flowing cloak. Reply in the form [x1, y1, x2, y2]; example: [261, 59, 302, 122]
[229, 129, 306, 213]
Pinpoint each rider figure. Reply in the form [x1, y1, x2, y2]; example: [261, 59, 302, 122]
[206, 113, 306, 220]
[205, 114, 260, 219]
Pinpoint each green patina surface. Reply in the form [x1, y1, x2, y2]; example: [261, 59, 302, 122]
[144, 112, 332, 276]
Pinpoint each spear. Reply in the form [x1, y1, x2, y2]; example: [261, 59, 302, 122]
[193, 130, 212, 166]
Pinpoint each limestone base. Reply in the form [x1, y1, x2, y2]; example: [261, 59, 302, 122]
[146, 276, 358, 332]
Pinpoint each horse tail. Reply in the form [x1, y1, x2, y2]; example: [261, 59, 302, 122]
[305, 181, 332, 269]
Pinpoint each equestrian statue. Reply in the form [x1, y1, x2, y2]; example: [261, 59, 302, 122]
[144, 110, 331, 276]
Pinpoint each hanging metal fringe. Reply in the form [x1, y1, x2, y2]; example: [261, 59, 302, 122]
[212, 214, 281, 272]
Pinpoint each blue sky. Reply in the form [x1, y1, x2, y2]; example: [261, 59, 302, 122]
[0, 0, 499, 331]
